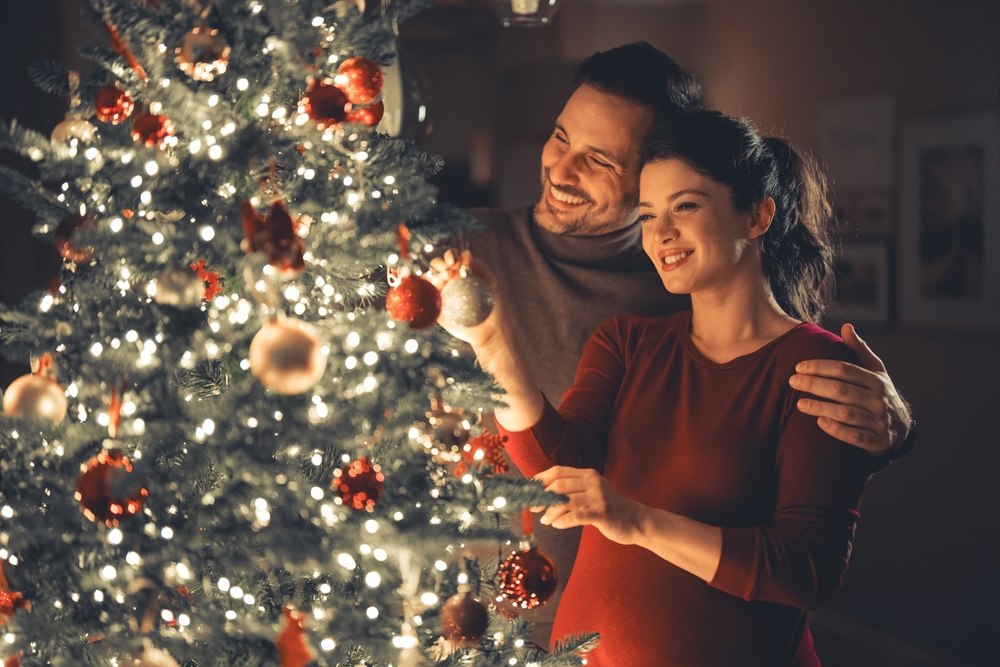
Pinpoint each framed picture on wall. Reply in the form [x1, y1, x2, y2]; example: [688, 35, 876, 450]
[898, 111, 1000, 329]
[828, 240, 891, 326]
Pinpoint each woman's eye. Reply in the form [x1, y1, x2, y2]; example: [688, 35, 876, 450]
[638, 213, 654, 222]
[676, 201, 697, 211]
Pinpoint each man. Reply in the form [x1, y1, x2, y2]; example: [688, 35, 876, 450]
[462, 42, 914, 645]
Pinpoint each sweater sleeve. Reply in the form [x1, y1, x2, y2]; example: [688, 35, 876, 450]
[498, 317, 630, 478]
[709, 341, 873, 611]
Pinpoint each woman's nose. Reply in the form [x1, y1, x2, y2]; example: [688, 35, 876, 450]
[649, 216, 677, 243]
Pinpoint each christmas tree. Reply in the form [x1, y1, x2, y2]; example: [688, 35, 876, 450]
[0, 1, 595, 666]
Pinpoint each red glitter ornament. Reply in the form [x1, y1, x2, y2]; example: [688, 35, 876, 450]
[345, 101, 384, 127]
[75, 449, 148, 525]
[440, 592, 489, 648]
[240, 200, 306, 277]
[337, 57, 383, 105]
[94, 84, 135, 124]
[54, 213, 97, 263]
[131, 112, 175, 150]
[189, 259, 223, 301]
[454, 432, 508, 477]
[0, 562, 31, 625]
[386, 274, 441, 330]
[497, 510, 558, 610]
[332, 456, 384, 512]
[299, 80, 351, 129]
[275, 607, 311, 667]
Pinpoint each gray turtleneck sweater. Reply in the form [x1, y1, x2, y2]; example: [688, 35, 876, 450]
[466, 206, 690, 643]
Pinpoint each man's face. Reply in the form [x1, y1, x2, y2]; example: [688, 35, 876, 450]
[535, 84, 655, 236]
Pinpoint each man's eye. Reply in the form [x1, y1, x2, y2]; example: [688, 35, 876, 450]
[553, 132, 567, 143]
[589, 156, 611, 169]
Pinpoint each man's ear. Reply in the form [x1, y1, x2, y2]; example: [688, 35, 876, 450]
[748, 197, 776, 240]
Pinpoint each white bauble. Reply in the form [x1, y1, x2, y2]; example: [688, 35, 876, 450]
[126, 647, 179, 667]
[249, 318, 327, 395]
[3, 373, 67, 422]
[151, 265, 204, 308]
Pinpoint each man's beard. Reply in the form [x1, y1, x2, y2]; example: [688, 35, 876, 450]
[534, 168, 637, 236]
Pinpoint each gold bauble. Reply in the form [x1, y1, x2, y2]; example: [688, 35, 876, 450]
[151, 265, 204, 308]
[249, 318, 327, 395]
[3, 373, 67, 422]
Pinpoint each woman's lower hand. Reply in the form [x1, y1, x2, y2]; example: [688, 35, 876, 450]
[534, 466, 646, 546]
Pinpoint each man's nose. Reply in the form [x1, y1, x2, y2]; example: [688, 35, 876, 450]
[547, 150, 581, 187]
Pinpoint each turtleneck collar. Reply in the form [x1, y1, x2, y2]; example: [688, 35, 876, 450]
[528, 208, 654, 271]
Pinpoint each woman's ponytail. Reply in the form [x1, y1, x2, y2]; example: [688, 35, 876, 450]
[760, 137, 834, 323]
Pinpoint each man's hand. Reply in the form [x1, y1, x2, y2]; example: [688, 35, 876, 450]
[790, 323, 911, 457]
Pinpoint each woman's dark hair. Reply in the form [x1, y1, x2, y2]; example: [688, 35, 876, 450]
[641, 110, 834, 323]
[574, 42, 704, 117]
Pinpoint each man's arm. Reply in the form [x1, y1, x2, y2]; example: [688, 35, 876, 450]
[789, 323, 913, 458]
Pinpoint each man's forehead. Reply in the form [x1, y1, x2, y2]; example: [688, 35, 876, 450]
[556, 85, 652, 160]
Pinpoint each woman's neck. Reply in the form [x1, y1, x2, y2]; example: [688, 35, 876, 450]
[687, 261, 800, 364]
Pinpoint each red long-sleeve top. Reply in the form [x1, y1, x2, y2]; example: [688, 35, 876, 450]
[498, 312, 873, 666]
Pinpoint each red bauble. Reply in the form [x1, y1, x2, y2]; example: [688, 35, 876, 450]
[345, 101, 384, 127]
[75, 449, 148, 525]
[440, 592, 489, 648]
[455, 432, 508, 477]
[386, 275, 441, 330]
[54, 214, 97, 263]
[275, 607, 311, 667]
[332, 456, 384, 512]
[299, 80, 351, 129]
[94, 84, 135, 124]
[131, 112, 175, 150]
[497, 546, 558, 610]
[176, 23, 231, 82]
[337, 57, 383, 105]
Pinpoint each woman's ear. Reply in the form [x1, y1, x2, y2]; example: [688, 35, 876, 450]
[748, 197, 776, 239]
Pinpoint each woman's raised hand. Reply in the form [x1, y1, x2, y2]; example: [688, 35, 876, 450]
[430, 249, 505, 351]
[534, 466, 646, 546]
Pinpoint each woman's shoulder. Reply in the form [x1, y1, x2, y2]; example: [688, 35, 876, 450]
[779, 322, 860, 367]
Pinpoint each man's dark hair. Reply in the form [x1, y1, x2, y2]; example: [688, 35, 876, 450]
[573, 42, 704, 116]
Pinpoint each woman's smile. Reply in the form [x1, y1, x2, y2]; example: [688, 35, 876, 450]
[658, 249, 694, 271]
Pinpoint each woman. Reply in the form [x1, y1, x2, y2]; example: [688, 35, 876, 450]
[440, 110, 874, 666]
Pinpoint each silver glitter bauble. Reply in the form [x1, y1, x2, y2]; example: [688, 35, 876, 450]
[151, 265, 204, 308]
[440, 275, 493, 327]
[51, 115, 98, 145]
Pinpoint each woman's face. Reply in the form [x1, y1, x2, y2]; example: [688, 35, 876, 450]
[639, 158, 768, 296]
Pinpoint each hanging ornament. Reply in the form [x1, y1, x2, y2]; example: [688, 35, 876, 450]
[275, 607, 311, 667]
[386, 273, 441, 330]
[3, 653, 22, 667]
[497, 510, 558, 610]
[440, 272, 493, 328]
[249, 318, 327, 395]
[124, 646, 179, 667]
[54, 213, 97, 263]
[345, 100, 384, 127]
[94, 83, 135, 124]
[2, 353, 67, 423]
[190, 259, 223, 301]
[455, 431, 508, 477]
[240, 200, 306, 278]
[440, 591, 489, 648]
[51, 116, 98, 146]
[377, 47, 432, 143]
[104, 18, 147, 81]
[298, 79, 351, 130]
[151, 264, 204, 308]
[75, 449, 148, 525]
[131, 112, 176, 150]
[176, 22, 231, 82]
[332, 456, 384, 511]
[0, 562, 31, 625]
[336, 57, 384, 106]
[106, 378, 127, 440]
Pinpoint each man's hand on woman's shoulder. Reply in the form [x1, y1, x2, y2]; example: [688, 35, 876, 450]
[789, 323, 912, 458]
